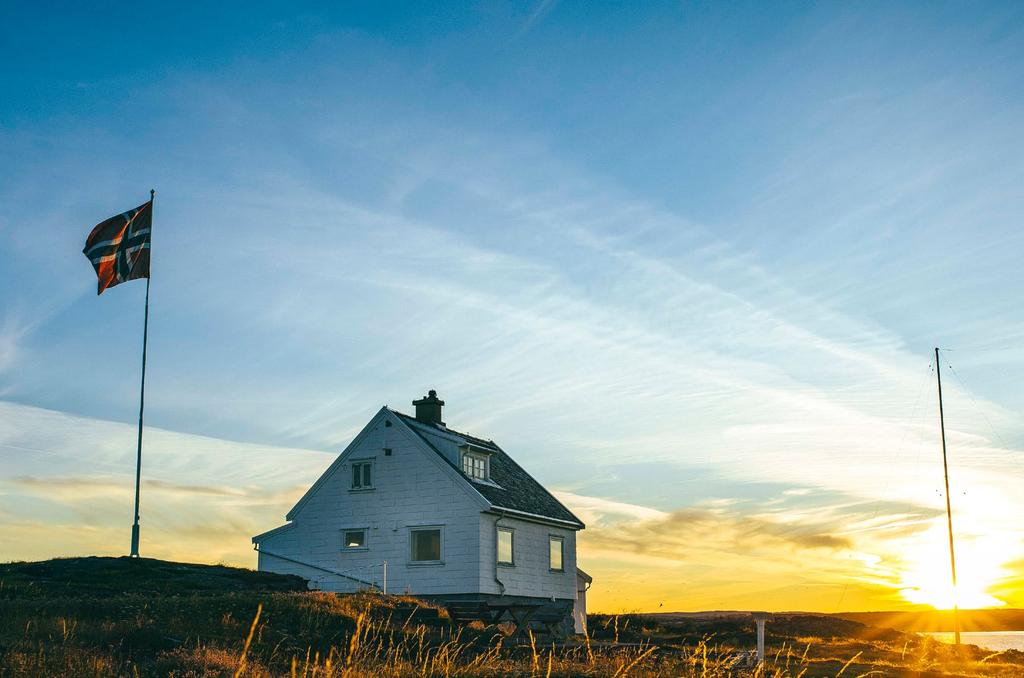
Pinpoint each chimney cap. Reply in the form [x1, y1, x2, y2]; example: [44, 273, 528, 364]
[413, 389, 444, 405]
[412, 389, 445, 425]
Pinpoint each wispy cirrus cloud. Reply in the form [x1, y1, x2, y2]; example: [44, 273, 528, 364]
[0, 401, 328, 564]
[560, 488, 946, 612]
[1, 6, 1023, 613]
[0, 310, 41, 381]
[8, 474, 306, 500]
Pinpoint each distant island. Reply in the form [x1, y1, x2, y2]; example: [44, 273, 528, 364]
[643, 609, 1024, 633]
[836, 609, 1024, 634]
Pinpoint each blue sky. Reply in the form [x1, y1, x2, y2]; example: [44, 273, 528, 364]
[2, 1, 1023, 611]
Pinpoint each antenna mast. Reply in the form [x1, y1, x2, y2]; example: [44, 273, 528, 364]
[935, 347, 960, 645]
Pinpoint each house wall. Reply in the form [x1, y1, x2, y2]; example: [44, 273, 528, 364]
[477, 513, 577, 601]
[573, 573, 588, 634]
[256, 414, 484, 595]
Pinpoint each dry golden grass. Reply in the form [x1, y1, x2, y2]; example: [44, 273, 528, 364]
[3, 558, 1023, 677]
[4, 596, 1023, 677]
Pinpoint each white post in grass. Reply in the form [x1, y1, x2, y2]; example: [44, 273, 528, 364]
[752, 612, 769, 664]
[382, 560, 388, 595]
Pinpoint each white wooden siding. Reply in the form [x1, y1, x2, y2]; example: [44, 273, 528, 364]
[573, 572, 588, 634]
[255, 407, 583, 602]
[478, 513, 576, 600]
[257, 413, 483, 595]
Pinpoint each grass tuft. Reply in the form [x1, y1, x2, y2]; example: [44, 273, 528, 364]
[2, 558, 1023, 677]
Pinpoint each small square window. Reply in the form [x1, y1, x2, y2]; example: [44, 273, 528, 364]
[351, 461, 373, 489]
[497, 527, 514, 566]
[549, 536, 564, 572]
[384, 448, 392, 456]
[343, 529, 366, 549]
[411, 528, 442, 562]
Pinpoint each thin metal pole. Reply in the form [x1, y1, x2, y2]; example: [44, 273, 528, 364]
[935, 347, 960, 645]
[755, 618, 765, 665]
[129, 190, 154, 557]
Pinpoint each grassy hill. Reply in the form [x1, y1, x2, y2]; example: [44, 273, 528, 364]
[1, 557, 1023, 677]
[0, 556, 309, 597]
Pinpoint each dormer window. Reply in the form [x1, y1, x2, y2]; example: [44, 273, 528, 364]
[461, 450, 489, 481]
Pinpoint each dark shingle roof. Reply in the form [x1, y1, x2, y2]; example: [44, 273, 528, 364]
[392, 411, 583, 528]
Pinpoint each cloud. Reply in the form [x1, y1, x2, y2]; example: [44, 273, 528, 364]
[557, 486, 961, 611]
[1, 22, 1023, 612]
[11, 475, 121, 489]
[4, 42, 1019, 499]
[0, 311, 38, 380]
[0, 318, 21, 375]
[7, 474, 302, 500]
[144, 478, 249, 497]
[551, 490, 668, 526]
[579, 503, 855, 564]
[518, 0, 559, 36]
[0, 401, 329, 565]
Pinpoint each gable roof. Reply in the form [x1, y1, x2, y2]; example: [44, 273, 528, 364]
[284, 407, 490, 521]
[392, 410, 584, 529]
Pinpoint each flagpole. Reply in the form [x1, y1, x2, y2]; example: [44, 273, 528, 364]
[130, 189, 154, 558]
[935, 347, 960, 645]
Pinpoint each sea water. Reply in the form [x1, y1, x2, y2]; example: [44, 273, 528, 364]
[924, 631, 1024, 653]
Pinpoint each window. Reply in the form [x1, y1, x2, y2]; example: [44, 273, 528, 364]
[410, 528, 442, 563]
[497, 526, 514, 566]
[549, 536, 564, 572]
[351, 461, 373, 489]
[342, 529, 366, 550]
[461, 451, 488, 480]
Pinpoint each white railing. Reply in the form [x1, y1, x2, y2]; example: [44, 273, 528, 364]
[312, 560, 389, 594]
[257, 548, 388, 594]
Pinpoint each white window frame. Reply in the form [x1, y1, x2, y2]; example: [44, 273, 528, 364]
[497, 526, 515, 567]
[409, 526, 444, 565]
[461, 450, 489, 481]
[548, 535, 565, 572]
[341, 527, 369, 551]
[350, 459, 374, 491]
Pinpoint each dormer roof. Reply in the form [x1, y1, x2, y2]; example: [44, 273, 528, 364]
[391, 409, 584, 529]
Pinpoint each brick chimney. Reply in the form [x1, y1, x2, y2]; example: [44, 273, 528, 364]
[413, 389, 445, 426]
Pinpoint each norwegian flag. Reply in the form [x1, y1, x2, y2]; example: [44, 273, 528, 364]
[82, 200, 152, 295]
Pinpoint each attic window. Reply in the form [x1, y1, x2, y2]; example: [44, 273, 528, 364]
[351, 461, 373, 490]
[461, 451, 488, 481]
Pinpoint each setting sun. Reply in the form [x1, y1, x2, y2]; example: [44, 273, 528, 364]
[898, 522, 1008, 609]
[3, 1, 1024, 675]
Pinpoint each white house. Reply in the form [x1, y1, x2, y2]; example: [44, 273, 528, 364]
[252, 390, 589, 634]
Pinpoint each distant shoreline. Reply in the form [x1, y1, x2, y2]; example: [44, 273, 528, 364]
[631, 609, 1024, 634]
